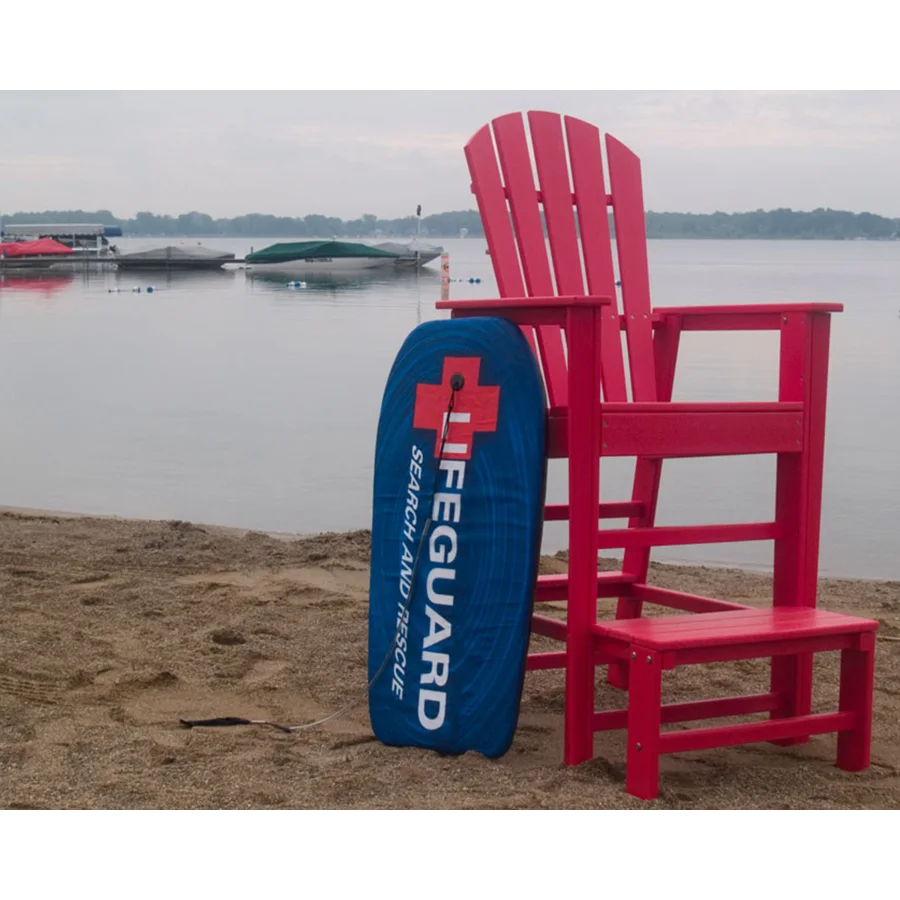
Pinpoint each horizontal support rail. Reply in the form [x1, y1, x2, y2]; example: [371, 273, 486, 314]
[610, 402, 803, 414]
[513, 188, 615, 207]
[531, 614, 567, 641]
[525, 648, 615, 671]
[438, 298, 839, 332]
[544, 501, 644, 522]
[664, 313, 784, 332]
[670, 633, 862, 667]
[632, 584, 754, 614]
[548, 405, 804, 458]
[654, 313, 784, 332]
[596, 521, 779, 551]
[526, 651, 567, 671]
[592, 692, 782, 733]
[536, 570, 638, 602]
[659, 711, 853, 755]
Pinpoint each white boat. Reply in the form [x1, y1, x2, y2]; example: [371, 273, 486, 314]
[371, 239, 443, 268]
[115, 244, 235, 270]
[244, 240, 400, 274]
[246, 256, 397, 273]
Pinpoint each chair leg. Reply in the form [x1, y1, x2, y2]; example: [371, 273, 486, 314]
[769, 652, 813, 745]
[836, 639, 875, 772]
[771, 313, 830, 744]
[610, 320, 681, 692]
[609, 458, 662, 690]
[563, 304, 603, 766]
[626, 648, 662, 800]
[563, 620, 595, 766]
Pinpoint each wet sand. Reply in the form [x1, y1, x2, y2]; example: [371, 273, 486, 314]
[1, 509, 897, 809]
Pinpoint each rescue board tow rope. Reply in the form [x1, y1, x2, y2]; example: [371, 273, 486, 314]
[179, 375, 465, 735]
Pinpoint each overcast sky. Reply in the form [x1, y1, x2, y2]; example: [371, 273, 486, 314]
[2, 91, 900, 220]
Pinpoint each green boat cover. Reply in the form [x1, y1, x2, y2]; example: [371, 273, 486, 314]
[245, 240, 400, 263]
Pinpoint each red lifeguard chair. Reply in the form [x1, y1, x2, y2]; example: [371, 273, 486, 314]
[437, 111, 878, 800]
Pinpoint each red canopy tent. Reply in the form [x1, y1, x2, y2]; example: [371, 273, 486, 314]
[0, 238, 74, 258]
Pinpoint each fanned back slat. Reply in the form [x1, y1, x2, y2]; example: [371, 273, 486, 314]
[605, 135, 657, 401]
[464, 125, 538, 357]
[564, 115, 629, 402]
[492, 113, 568, 409]
[527, 111, 584, 296]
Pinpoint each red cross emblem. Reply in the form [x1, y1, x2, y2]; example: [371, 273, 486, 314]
[413, 357, 500, 460]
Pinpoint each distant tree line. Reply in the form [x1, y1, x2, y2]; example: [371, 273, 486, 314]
[4, 207, 899, 240]
[644, 208, 899, 240]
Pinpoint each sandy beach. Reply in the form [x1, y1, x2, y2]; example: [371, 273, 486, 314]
[1, 507, 897, 810]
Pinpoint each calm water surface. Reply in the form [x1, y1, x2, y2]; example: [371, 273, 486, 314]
[1, 238, 897, 579]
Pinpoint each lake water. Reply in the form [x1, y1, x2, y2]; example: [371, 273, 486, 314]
[1, 237, 897, 580]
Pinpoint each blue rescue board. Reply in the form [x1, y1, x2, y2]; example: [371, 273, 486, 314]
[368, 316, 547, 758]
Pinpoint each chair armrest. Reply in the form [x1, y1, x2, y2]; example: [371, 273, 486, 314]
[652, 302, 843, 332]
[437, 294, 612, 327]
[656, 303, 843, 316]
[436, 294, 612, 310]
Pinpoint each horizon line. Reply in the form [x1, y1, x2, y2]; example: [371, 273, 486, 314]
[2, 206, 900, 222]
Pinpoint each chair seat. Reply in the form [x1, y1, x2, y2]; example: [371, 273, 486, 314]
[596, 607, 878, 652]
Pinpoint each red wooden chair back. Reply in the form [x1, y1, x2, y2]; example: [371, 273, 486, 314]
[465, 111, 657, 409]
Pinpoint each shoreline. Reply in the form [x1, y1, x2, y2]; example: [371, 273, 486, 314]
[0, 504, 316, 544]
[1, 507, 897, 809]
[2, 505, 894, 588]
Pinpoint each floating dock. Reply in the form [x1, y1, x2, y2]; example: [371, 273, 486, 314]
[0, 257, 250, 270]
[0, 256, 121, 270]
